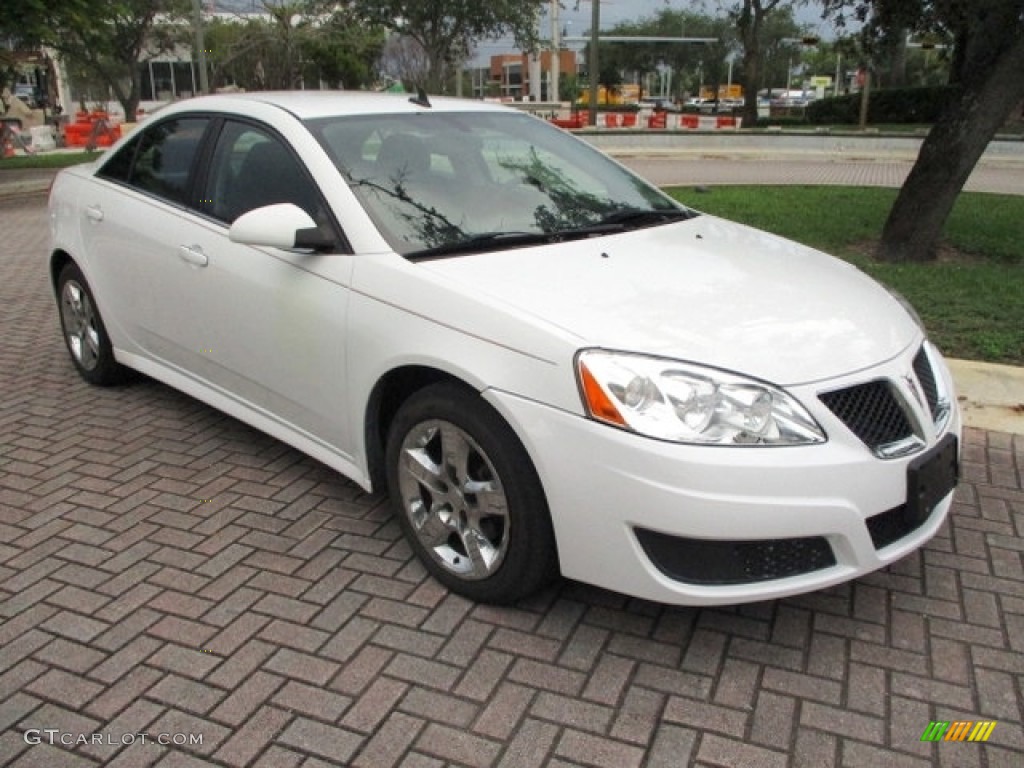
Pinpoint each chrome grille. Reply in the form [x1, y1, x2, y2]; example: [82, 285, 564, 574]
[913, 346, 941, 420]
[820, 380, 914, 451]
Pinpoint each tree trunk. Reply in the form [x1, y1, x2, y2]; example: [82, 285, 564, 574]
[741, 46, 760, 126]
[425, 52, 447, 94]
[878, 17, 1024, 262]
[736, 2, 759, 128]
[121, 68, 141, 123]
[886, 27, 907, 87]
[737, 1, 780, 130]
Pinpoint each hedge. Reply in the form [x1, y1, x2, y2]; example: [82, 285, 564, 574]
[806, 85, 959, 125]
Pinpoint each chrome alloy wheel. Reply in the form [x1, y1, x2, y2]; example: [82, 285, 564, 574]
[60, 279, 101, 371]
[397, 419, 510, 580]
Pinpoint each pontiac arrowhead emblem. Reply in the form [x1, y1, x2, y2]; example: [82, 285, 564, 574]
[904, 374, 923, 407]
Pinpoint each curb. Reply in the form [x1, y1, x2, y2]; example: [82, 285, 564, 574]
[0, 181, 51, 201]
[948, 359, 1024, 436]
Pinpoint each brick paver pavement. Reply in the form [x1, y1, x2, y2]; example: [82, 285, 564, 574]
[1, 193, 1023, 767]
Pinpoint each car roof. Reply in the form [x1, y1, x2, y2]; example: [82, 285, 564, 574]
[159, 90, 512, 120]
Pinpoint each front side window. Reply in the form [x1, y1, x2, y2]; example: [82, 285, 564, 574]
[117, 117, 209, 204]
[202, 121, 327, 226]
[307, 111, 690, 256]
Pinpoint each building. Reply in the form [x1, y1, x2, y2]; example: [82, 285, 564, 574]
[485, 50, 577, 101]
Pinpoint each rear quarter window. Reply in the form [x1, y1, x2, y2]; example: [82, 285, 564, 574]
[98, 117, 209, 205]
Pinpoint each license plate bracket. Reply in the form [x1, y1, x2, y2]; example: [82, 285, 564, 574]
[905, 433, 959, 527]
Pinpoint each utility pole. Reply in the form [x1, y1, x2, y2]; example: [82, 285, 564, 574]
[192, 0, 209, 95]
[528, 5, 542, 101]
[550, 0, 560, 103]
[588, 0, 599, 125]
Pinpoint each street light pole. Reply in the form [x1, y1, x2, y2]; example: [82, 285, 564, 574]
[588, 0, 600, 126]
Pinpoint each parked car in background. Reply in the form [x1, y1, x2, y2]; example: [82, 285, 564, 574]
[48, 91, 960, 606]
[691, 98, 745, 114]
[639, 97, 679, 112]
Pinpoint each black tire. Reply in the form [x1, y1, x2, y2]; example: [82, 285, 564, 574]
[385, 382, 558, 603]
[56, 262, 129, 386]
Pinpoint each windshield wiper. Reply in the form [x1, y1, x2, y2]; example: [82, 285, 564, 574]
[405, 231, 558, 261]
[599, 207, 693, 228]
[557, 207, 695, 239]
[405, 209, 694, 260]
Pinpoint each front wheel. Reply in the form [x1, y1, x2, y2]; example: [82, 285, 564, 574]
[385, 382, 558, 603]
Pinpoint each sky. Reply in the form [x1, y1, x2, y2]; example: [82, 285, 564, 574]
[556, 0, 837, 34]
[471, 1, 844, 63]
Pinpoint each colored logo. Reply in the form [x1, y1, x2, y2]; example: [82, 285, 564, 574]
[921, 721, 997, 742]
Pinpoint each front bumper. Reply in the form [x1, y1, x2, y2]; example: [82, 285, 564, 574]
[486, 345, 961, 606]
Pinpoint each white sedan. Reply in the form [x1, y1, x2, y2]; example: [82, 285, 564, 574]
[48, 91, 960, 605]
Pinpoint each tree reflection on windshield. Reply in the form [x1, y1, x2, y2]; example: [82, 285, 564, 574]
[347, 170, 465, 251]
[496, 147, 624, 233]
[312, 110, 685, 255]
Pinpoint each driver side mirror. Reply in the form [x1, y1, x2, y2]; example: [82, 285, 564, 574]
[228, 203, 334, 252]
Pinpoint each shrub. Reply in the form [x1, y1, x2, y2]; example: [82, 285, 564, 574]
[753, 116, 809, 129]
[806, 85, 959, 125]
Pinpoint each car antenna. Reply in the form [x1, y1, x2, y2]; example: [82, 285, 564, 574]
[409, 87, 432, 108]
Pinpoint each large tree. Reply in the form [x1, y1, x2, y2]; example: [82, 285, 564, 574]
[2, 0, 187, 120]
[822, 0, 1024, 262]
[206, 3, 383, 91]
[600, 9, 739, 103]
[356, 0, 546, 93]
[303, 8, 385, 89]
[728, 0, 805, 125]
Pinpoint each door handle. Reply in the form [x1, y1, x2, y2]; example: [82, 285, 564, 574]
[178, 244, 209, 267]
[85, 205, 103, 222]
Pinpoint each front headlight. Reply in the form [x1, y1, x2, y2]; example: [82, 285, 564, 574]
[577, 350, 826, 446]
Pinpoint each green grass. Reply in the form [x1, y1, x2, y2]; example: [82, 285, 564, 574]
[668, 185, 1024, 365]
[0, 151, 102, 170]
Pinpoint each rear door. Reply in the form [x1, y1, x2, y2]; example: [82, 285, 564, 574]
[84, 115, 213, 356]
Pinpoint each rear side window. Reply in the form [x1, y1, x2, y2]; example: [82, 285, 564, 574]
[97, 134, 141, 183]
[99, 117, 209, 205]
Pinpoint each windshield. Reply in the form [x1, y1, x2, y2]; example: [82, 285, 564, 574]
[306, 111, 692, 256]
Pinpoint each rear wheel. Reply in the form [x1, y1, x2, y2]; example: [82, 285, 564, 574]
[385, 382, 558, 603]
[57, 262, 128, 385]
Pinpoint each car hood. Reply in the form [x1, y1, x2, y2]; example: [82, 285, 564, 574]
[417, 215, 919, 387]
